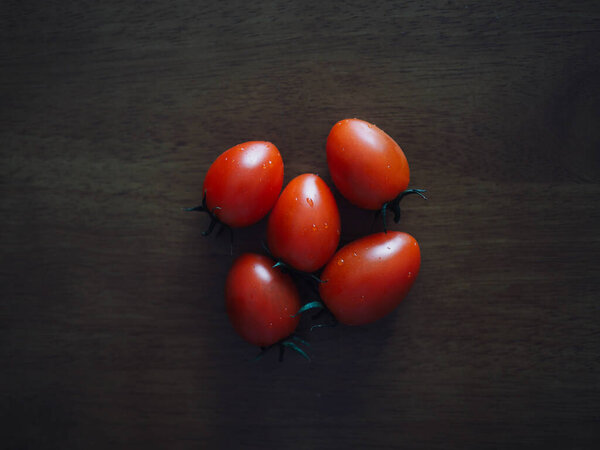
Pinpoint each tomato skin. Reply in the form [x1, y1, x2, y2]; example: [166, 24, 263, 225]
[267, 174, 341, 273]
[226, 253, 301, 347]
[319, 231, 420, 326]
[202, 141, 284, 228]
[326, 119, 410, 210]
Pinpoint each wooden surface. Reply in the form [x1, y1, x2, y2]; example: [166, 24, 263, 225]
[2, 1, 600, 448]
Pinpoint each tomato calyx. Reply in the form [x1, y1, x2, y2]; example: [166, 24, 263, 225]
[309, 306, 339, 331]
[272, 260, 325, 286]
[290, 301, 324, 318]
[254, 335, 311, 362]
[261, 241, 326, 288]
[294, 299, 338, 331]
[184, 192, 233, 238]
[378, 188, 428, 233]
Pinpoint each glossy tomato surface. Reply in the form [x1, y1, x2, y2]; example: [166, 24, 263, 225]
[226, 253, 301, 347]
[319, 231, 420, 326]
[326, 118, 410, 210]
[202, 141, 283, 227]
[267, 173, 341, 273]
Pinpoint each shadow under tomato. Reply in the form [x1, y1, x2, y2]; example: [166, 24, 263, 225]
[206, 301, 408, 449]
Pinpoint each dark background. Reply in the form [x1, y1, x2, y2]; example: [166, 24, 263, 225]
[2, 1, 600, 448]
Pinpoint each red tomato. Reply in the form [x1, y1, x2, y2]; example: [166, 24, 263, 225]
[202, 141, 284, 227]
[267, 173, 341, 273]
[326, 118, 410, 210]
[226, 253, 301, 347]
[319, 231, 420, 326]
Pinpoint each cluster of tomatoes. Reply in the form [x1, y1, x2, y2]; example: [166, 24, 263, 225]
[188, 119, 426, 360]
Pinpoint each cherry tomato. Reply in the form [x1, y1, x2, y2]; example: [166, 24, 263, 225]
[326, 118, 410, 210]
[202, 141, 284, 227]
[319, 231, 420, 326]
[226, 253, 301, 347]
[267, 173, 341, 273]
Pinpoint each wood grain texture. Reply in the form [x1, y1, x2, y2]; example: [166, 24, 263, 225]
[2, 1, 600, 448]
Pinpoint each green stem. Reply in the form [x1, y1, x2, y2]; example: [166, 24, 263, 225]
[291, 301, 324, 318]
[253, 335, 311, 362]
[379, 188, 428, 232]
[184, 192, 233, 241]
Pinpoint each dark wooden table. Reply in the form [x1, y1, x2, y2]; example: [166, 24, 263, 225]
[2, 1, 600, 448]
